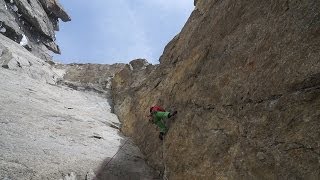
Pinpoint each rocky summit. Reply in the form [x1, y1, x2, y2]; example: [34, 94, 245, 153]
[1, 0, 320, 180]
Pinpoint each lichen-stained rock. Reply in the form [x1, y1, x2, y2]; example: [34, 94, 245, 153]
[38, 0, 71, 22]
[111, 59, 156, 117]
[112, 0, 320, 179]
[57, 63, 126, 94]
[13, 0, 55, 39]
[112, 59, 154, 93]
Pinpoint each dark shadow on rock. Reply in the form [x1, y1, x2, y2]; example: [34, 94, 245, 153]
[290, 72, 320, 92]
[94, 132, 161, 180]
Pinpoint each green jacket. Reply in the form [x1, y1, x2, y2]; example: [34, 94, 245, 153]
[151, 111, 170, 133]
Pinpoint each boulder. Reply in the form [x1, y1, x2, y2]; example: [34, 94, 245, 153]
[129, 58, 150, 70]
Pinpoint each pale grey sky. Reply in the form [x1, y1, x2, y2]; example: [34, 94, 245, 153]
[54, 0, 194, 64]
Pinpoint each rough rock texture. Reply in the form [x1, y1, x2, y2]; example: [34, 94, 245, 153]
[0, 0, 70, 61]
[0, 33, 59, 83]
[112, 0, 320, 179]
[38, 0, 71, 22]
[13, 0, 55, 38]
[55, 63, 126, 95]
[0, 34, 160, 179]
[112, 59, 156, 116]
[0, 1, 24, 44]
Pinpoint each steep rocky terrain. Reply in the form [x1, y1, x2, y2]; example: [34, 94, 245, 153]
[0, 0, 70, 61]
[54, 63, 126, 97]
[112, 0, 320, 179]
[1, 0, 319, 179]
[0, 32, 160, 180]
[0, 0, 160, 179]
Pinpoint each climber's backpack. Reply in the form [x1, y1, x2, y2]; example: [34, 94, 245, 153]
[150, 106, 165, 113]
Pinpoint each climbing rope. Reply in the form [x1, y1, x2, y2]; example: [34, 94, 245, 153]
[103, 138, 129, 169]
[163, 166, 168, 180]
[162, 140, 169, 180]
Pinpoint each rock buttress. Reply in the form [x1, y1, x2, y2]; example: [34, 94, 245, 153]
[112, 0, 320, 179]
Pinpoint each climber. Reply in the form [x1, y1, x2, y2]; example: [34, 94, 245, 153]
[148, 105, 177, 140]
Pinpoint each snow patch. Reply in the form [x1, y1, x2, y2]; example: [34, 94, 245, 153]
[105, 77, 112, 89]
[0, 27, 6, 33]
[12, 5, 18, 12]
[129, 63, 134, 71]
[20, 34, 28, 46]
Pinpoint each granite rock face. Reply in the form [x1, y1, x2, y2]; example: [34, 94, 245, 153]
[0, 33, 160, 180]
[112, 0, 320, 179]
[112, 59, 156, 116]
[0, 33, 59, 83]
[0, 0, 70, 61]
[55, 63, 126, 96]
[38, 0, 71, 23]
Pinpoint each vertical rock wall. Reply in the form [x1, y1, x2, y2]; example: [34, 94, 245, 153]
[112, 0, 320, 179]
